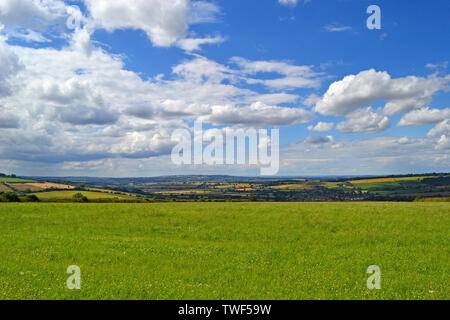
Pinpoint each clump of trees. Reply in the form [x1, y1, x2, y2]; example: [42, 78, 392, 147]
[0, 173, 17, 178]
[26, 194, 40, 202]
[73, 193, 88, 202]
[0, 193, 41, 202]
[0, 192, 20, 202]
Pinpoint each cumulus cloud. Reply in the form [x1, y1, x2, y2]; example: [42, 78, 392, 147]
[436, 135, 450, 150]
[199, 102, 314, 127]
[0, 0, 67, 27]
[231, 57, 323, 90]
[0, 26, 321, 165]
[313, 69, 449, 116]
[0, 40, 21, 96]
[83, 0, 188, 47]
[308, 122, 334, 132]
[398, 107, 450, 127]
[428, 120, 450, 137]
[305, 135, 333, 144]
[56, 106, 118, 126]
[1, 1, 448, 175]
[281, 135, 450, 175]
[83, 0, 220, 48]
[172, 55, 236, 83]
[336, 107, 391, 133]
[0, 113, 20, 129]
[0, 0, 68, 41]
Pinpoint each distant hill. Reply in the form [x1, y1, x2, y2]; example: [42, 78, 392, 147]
[25, 173, 449, 184]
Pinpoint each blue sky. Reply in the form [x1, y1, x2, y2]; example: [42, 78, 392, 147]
[0, 0, 449, 177]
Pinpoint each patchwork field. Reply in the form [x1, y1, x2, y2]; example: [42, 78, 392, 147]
[30, 191, 135, 201]
[0, 202, 448, 300]
[0, 177, 35, 183]
[1, 178, 75, 194]
[0, 183, 14, 193]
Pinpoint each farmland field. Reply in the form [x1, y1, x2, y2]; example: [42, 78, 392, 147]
[30, 191, 135, 201]
[0, 202, 448, 300]
[0, 177, 35, 183]
[0, 183, 14, 193]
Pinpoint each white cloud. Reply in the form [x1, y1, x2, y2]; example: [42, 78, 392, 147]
[426, 61, 448, 70]
[336, 107, 391, 133]
[0, 0, 68, 41]
[0, 40, 21, 96]
[278, 0, 299, 7]
[231, 57, 323, 90]
[6, 28, 51, 43]
[313, 69, 449, 116]
[436, 135, 450, 150]
[172, 55, 236, 83]
[308, 122, 334, 132]
[398, 107, 450, 127]
[82, 0, 220, 48]
[324, 23, 352, 32]
[1, 2, 448, 175]
[0, 113, 20, 128]
[0, 0, 67, 27]
[56, 106, 118, 126]
[0, 30, 322, 165]
[83, 0, 189, 47]
[199, 102, 315, 127]
[187, 1, 221, 24]
[70, 28, 94, 57]
[176, 35, 225, 52]
[281, 136, 450, 175]
[305, 135, 333, 144]
[428, 120, 450, 137]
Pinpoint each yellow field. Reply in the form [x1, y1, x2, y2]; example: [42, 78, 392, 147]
[350, 178, 397, 184]
[32, 190, 134, 200]
[156, 190, 211, 195]
[0, 183, 14, 192]
[7, 182, 75, 192]
[7, 183, 43, 192]
[271, 183, 315, 190]
[350, 176, 446, 184]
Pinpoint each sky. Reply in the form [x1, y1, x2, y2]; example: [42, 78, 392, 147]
[0, 0, 449, 177]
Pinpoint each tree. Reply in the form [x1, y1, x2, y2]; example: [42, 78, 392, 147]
[26, 194, 40, 202]
[73, 193, 88, 202]
[1, 193, 20, 202]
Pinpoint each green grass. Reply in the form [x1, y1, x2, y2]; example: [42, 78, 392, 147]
[351, 181, 430, 195]
[417, 197, 450, 202]
[0, 177, 35, 183]
[31, 191, 135, 200]
[0, 202, 448, 300]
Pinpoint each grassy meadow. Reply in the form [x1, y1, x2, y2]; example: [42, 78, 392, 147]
[0, 202, 448, 300]
[30, 191, 135, 201]
[0, 177, 35, 183]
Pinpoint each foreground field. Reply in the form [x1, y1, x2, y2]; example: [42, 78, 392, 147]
[0, 202, 448, 300]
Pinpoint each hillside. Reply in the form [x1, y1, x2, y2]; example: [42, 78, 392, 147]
[2, 173, 448, 203]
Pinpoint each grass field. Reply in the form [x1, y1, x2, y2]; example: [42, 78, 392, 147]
[31, 191, 135, 200]
[0, 202, 448, 300]
[417, 197, 450, 202]
[0, 177, 35, 183]
[350, 177, 429, 184]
